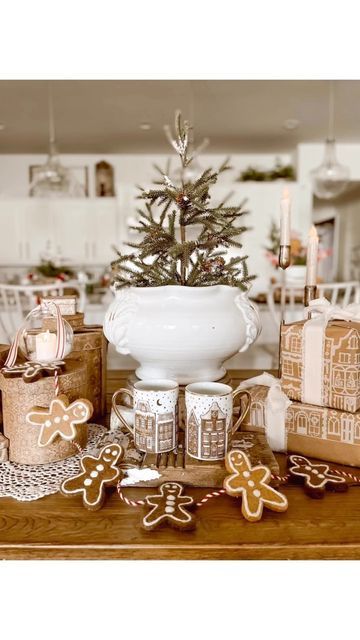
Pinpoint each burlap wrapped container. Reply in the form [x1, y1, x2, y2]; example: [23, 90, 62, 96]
[0, 359, 88, 465]
[69, 327, 107, 419]
[42, 312, 107, 420]
[0, 344, 9, 427]
[280, 319, 360, 413]
[242, 384, 360, 467]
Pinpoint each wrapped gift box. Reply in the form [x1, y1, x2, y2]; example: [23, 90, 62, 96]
[242, 384, 360, 467]
[280, 319, 360, 413]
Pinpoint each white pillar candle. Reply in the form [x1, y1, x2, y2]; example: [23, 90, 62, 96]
[305, 225, 319, 286]
[35, 330, 57, 362]
[280, 187, 291, 245]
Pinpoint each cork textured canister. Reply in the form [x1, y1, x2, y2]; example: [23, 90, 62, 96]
[41, 316, 107, 419]
[0, 344, 9, 427]
[42, 312, 85, 331]
[0, 359, 88, 465]
[69, 327, 107, 419]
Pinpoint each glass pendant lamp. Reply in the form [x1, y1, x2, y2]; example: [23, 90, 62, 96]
[29, 82, 84, 198]
[311, 81, 350, 199]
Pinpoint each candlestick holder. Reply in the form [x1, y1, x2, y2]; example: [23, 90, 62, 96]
[304, 285, 318, 309]
[277, 246, 291, 378]
[279, 245, 291, 270]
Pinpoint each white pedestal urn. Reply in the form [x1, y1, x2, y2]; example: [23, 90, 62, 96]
[104, 285, 261, 384]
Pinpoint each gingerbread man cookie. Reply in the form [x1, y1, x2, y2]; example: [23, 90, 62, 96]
[143, 482, 196, 531]
[61, 443, 123, 510]
[26, 394, 93, 447]
[1, 360, 65, 383]
[288, 455, 348, 499]
[223, 449, 288, 522]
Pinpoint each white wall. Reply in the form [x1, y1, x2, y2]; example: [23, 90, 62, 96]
[0, 152, 292, 197]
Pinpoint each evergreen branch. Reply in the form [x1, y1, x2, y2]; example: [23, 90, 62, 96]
[110, 111, 255, 290]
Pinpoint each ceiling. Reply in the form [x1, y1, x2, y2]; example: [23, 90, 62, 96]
[0, 80, 360, 154]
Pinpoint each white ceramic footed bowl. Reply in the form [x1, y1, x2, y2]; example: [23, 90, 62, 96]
[104, 285, 261, 384]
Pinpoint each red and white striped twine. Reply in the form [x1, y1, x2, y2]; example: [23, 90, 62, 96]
[117, 482, 145, 507]
[272, 474, 290, 483]
[115, 469, 360, 510]
[72, 441, 84, 455]
[331, 468, 360, 483]
[196, 489, 226, 507]
[54, 369, 60, 397]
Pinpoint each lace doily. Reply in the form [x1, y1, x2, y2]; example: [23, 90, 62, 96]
[0, 424, 111, 502]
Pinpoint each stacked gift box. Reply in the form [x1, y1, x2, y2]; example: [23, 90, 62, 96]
[241, 306, 360, 466]
[0, 296, 107, 465]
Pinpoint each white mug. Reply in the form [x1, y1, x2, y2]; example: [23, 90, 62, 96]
[185, 382, 250, 461]
[112, 379, 179, 454]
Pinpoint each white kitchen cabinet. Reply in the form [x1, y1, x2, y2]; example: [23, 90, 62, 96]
[0, 200, 23, 264]
[0, 199, 53, 265]
[88, 200, 119, 264]
[22, 200, 53, 262]
[51, 200, 91, 264]
[0, 197, 121, 268]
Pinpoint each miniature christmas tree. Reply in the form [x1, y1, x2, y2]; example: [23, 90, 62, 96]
[111, 111, 254, 290]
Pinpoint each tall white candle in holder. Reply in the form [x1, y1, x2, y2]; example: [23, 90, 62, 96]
[35, 330, 57, 362]
[305, 225, 319, 286]
[280, 187, 291, 246]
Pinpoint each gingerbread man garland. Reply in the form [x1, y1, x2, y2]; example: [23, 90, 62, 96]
[288, 455, 348, 499]
[223, 449, 288, 522]
[61, 444, 123, 510]
[1, 360, 65, 383]
[26, 394, 93, 447]
[143, 482, 196, 531]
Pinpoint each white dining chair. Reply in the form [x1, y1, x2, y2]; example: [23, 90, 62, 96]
[266, 280, 360, 331]
[0, 281, 87, 343]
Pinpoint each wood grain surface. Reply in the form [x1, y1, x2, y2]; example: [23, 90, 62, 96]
[0, 369, 359, 560]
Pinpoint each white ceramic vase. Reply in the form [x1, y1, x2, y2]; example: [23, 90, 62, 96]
[104, 285, 261, 384]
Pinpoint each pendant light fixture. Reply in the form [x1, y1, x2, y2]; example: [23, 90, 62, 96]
[311, 81, 350, 200]
[29, 82, 84, 198]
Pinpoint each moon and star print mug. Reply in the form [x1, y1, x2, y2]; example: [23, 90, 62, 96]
[112, 379, 179, 454]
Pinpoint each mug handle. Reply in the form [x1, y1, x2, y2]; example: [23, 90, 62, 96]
[230, 389, 251, 436]
[111, 388, 135, 437]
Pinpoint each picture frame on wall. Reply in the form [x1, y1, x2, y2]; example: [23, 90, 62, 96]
[29, 165, 89, 197]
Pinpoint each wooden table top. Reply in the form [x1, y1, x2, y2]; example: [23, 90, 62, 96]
[1, 369, 360, 560]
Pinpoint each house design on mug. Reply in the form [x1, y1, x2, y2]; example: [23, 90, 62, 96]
[187, 402, 227, 459]
[281, 323, 360, 413]
[134, 401, 175, 453]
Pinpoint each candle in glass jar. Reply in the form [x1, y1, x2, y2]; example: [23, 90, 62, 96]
[305, 225, 319, 286]
[35, 330, 57, 362]
[280, 187, 291, 245]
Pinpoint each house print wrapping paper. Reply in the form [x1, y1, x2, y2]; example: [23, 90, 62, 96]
[242, 384, 360, 467]
[280, 320, 360, 413]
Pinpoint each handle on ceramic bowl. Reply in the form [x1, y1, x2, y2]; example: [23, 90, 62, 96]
[111, 388, 134, 436]
[230, 389, 251, 435]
